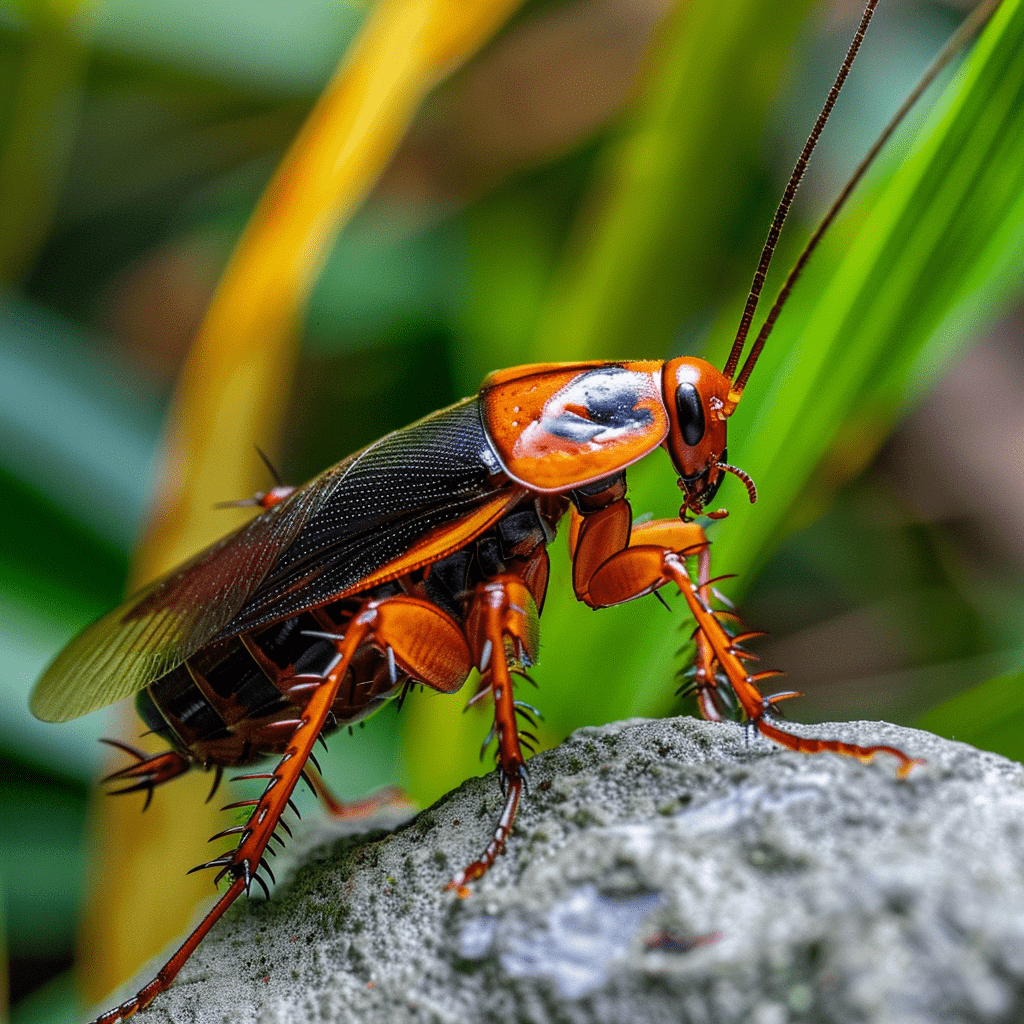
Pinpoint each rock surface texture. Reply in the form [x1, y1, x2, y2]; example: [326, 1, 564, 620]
[118, 718, 1024, 1024]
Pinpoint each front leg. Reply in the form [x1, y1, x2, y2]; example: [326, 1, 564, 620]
[571, 495, 922, 778]
[569, 498, 727, 721]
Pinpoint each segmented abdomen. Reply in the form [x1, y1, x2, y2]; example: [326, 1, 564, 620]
[136, 602, 404, 768]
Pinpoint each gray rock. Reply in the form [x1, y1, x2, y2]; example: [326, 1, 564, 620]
[118, 717, 1024, 1024]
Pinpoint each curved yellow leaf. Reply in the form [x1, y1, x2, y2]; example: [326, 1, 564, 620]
[77, 0, 525, 1006]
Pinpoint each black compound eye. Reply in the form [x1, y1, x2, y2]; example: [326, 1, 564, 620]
[675, 383, 705, 447]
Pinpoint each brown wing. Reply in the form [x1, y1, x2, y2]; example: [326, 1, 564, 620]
[31, 397, 517, 722]
[30, 475, 336, 723]
[480, 361, 669, 491]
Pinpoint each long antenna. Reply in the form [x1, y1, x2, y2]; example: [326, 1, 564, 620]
[730, 0, 1003, 397]
[722, 0, 879, 384]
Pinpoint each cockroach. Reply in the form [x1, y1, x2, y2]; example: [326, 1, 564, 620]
[31, 1, 996, 1019]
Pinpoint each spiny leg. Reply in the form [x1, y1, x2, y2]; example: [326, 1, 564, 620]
[200, 595, 471, 894]
[89, 877, 246, 1024]
[86, 604, 392, 1024]
[661, 548, 925, 772]
[676, 542, 773, 724]
[673, 540, 741, 723]
[99, 739, 192, 812]
[447, 576, 540, 897]
[572, 507, 734, 722]
[600, 546, 923, 777]
[580, 515, 923, 777]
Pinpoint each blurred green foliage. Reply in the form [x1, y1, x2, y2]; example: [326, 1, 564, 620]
[406, 0, 1024, 800]
[2, 0, 1023, 1019]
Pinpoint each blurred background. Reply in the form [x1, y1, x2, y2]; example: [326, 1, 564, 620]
[2, 0, 1023, 1020]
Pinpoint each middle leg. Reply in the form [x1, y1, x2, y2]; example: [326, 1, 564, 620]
[446, 575, 541, 896]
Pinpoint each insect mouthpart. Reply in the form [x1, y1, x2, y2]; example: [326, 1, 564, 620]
[677, 458, 757, 521]
[676, 467, 723, 521]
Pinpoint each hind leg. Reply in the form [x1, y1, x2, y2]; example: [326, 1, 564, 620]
[99, 739, 193, 811]
[306, 768, 413, 820]
[87, 594, 472, 1024]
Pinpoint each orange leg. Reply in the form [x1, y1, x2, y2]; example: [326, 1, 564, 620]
[574, 501, 923, 778]
[570, 505, 725, 720]
[446, 576, 540, 897]
[99, 739, 192, 811]
[626, 519, 733, 722]
[633, 526, 772, 725]
[89, 634, 368, 1022]
[306, 768, 413, 821]
[88, 595, 473, 1024]
[90, 875, 248, 1024]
